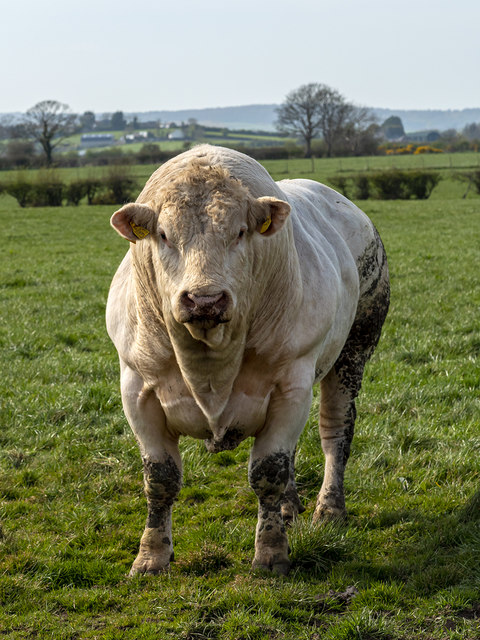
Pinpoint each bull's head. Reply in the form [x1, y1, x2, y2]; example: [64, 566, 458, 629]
[110, 164, 290, 348]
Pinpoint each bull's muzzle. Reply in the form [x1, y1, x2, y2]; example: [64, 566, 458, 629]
[177, 290, 232, 327]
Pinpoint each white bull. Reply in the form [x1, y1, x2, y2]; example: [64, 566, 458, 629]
[106, 145, 389, 575]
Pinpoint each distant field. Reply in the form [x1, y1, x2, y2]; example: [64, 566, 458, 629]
[57, 128, 292, 156]
[0, 187, 479, 638]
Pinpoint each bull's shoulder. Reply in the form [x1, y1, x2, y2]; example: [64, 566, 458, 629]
[106, 251, 132, 336]
[106, 251, 137, 362]
[106, 250, 172, 376]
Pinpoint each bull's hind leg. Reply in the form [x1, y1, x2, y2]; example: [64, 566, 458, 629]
[313, 363, 360, 521]
[314, 251, 389, 522]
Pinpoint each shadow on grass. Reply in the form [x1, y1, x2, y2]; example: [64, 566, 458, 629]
[319, 489, 480, 596]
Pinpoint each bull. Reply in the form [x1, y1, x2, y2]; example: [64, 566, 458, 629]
[106, 145, 389, 575]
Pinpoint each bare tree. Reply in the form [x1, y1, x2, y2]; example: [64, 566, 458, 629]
[276, 83, 370, 157]
[276, 83, 323, 157]
[341, 108, 380, 156]
[23, 100, 76, 165]
[463, 122, 480, 141]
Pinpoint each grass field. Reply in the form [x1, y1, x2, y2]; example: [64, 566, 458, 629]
[0, 174, 479, 638]
[55, 128, 291, 156]
[2, 151, 480, 203]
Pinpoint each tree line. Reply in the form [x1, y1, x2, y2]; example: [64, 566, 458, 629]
[2, 86, 480, 168]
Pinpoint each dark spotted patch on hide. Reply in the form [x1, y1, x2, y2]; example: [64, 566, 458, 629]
[249, 453, 291, 558]
[143, 455, 182, 529]
[357, 227, 389, 303]
[249, 452, 290, 496]
[334, 227, 390, 399]
[326, 226, 389, 475]
[204, 427, 245, 453]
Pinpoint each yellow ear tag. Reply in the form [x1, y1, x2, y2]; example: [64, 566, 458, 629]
[260, 217, 272, 234]
[130, 221, 150, 239]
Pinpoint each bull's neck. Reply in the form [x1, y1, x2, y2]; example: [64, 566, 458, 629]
[247, 219, 303, 353]
[166, 318, 246, 425]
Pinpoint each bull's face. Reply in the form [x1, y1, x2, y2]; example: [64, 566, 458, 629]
[110, 165, 290, 347]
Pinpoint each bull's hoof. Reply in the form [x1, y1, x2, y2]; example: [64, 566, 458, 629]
[128, 553, 172, 576]
[312, 504, 347, 523]
[252, 557, 291, 576]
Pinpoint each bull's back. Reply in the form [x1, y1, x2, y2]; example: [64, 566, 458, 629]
[273, 178, 385, 375]
[278, 179, 377, 265]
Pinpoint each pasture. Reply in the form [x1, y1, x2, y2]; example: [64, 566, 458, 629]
[0, 175, 479, 637]
[1, 151, 480, 205]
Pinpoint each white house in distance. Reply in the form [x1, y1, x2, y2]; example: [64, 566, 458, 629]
[80, 134, 115, 148]
[168, 129, 185, 140]
[124, 131, 152, 143]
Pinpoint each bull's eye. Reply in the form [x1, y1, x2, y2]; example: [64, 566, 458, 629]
[231, 227, 247, 248]
[160, 231, 168, 242]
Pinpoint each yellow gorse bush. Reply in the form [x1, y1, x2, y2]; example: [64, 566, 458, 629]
[413, 145, 443, 154]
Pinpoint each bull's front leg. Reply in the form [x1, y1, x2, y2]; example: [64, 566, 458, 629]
[249, 449, 291, 575]
[249, 378, 312, 575]
[131, 450, 181, 575]
[120, 362, 182, 575]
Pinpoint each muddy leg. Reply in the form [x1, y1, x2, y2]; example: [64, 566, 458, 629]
[280, 450, 305, 525]
[249, 377, 313, 574]
[313, 367, 358, 521]
[130, 452, 182, 575]
[314, 260, 389, 522]
[249, 450, 291, 575]
[120, 362, 182, 575]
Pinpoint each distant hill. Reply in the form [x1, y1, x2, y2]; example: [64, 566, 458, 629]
[3, 105, 480, 133]
[371, 108, 480, 133]
[129, 105, 279, 131]
[128, 105, 480, 134]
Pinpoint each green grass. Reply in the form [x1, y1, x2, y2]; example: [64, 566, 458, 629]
[2, 152, 480, 203]
[0, 184, 479, 638]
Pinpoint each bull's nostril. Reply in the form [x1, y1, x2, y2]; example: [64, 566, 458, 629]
[183, 292, 228, 310]
[180, 292, 196, 309]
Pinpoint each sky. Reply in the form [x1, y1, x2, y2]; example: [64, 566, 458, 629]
[1, 0, 479, 115]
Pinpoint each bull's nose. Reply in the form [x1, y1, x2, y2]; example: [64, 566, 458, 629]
[186, 292, 225, 308]
[181, 291, 229, 312]
[178, 290, 231, 324]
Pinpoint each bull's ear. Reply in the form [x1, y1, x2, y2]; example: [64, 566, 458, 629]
[250, 196, 291, 237]
[110, 203, 156, 243]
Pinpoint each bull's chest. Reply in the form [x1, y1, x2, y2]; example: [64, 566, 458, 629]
[154, 364, 273, 450]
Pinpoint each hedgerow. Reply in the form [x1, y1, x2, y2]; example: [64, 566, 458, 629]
[1, 168, 139, 207]
[329, 169, 442, 200]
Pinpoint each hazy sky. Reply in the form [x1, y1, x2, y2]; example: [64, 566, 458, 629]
[1, 0, 478, 115]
